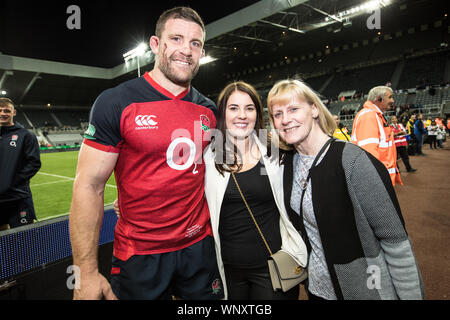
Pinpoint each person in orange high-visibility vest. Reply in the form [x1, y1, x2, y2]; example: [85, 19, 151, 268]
[351, 86, 402, 186]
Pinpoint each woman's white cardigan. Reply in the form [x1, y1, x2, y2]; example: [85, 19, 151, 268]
[203, 135, 308, 299]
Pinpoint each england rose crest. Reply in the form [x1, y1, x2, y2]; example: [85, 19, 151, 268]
[211, 279, 222, 295]
[200, 115, 210, 132]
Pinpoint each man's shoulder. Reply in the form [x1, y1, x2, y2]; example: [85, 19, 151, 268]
[187, 86, 217, 117]
[98, 77, 143, 100]
[356, 105, 376, 118]
[11, 124, 32, 136]
[93, 77, 152, 114]
[188, 87, 215, 107]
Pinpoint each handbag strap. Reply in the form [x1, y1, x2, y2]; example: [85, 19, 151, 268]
[230, 171, 273, 256]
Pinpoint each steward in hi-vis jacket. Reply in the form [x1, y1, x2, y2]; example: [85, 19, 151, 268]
[351, 86, 402, 186]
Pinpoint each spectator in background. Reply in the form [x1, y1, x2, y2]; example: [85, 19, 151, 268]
[332, 115, 351, 141]
[423, 117, 432, 145]
[407, 114, 417, 156]
[351, 86, 402, 186]
[436, 124, 445, 149]
[0, 98, 41, 230]
[390, 116, 416, 173]
[426, 120, 439, 149]
[435, 117, 446, 143]
[446, 116, 450, 135]
[414, 113, 427, 156]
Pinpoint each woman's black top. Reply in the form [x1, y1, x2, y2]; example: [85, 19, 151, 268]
[219, 160, 282, 268]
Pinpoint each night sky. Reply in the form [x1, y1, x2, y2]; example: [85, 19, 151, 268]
[0, 0, 260, 67]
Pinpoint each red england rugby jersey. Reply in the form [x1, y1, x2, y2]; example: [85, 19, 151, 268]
[84, 72, 216, 260]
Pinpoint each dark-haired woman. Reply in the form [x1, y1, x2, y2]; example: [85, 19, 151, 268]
[204, 81, 307, 300]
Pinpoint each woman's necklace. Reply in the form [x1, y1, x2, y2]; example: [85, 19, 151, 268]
[297, 154, 314, 191]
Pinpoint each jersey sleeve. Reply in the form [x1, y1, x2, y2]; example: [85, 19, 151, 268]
[83, 88, 123, 153]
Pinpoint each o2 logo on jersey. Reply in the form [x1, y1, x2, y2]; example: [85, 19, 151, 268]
[166, 137, 199, 175]
[135, 115, 158, 130]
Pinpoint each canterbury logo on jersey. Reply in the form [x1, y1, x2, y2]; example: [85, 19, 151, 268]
[135, 115, 158, 130]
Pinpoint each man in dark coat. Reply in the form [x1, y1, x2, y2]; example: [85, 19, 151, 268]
[0, 98, 41, 230]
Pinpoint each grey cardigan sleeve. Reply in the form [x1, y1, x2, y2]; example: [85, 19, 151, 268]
[342, 143, 424, 300]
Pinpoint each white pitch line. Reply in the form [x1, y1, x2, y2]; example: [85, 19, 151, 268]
[33, 179, 73, 187]
[36, 171, 117, 189]
[37, 171, 75, 180]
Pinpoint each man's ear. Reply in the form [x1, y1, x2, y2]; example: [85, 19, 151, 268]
[149, 36, 159, 54]
[201, 48, 205, 59]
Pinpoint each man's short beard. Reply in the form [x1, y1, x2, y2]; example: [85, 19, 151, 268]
[158, 59, 199, 87]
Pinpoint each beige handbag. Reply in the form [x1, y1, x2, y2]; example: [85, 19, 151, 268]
[231, 172, 307, 292]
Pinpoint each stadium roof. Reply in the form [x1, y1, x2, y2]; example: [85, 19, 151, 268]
[0, 0, 448, 107]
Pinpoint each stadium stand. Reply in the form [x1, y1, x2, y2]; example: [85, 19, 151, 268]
[397, 51, 449, 89]
[321, 62, 397, 99]
[45, 133, 83, 146]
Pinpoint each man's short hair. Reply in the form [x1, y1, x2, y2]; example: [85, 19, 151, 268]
[367, 86, 393, 102]
[0, 97, 14, 108]
[155, 7, 205, 39]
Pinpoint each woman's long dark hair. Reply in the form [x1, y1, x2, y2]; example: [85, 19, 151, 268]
[213, 81, 268, 176]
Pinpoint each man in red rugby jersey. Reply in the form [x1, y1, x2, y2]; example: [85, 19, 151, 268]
[69, 7, 223, 300]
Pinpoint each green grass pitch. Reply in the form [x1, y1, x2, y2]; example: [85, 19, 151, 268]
[30, 151, 117, 221]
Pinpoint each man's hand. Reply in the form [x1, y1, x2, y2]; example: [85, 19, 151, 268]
[74, 271, 118, 300]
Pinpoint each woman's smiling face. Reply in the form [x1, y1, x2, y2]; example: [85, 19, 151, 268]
[225, 90, 257, 139]
[271, 97, 318, 147]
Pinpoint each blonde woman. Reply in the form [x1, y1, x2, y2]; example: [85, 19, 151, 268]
[267, 79, 424, 300]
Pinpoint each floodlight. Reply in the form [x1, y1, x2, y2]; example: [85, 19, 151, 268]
[123, 42, 148, 61]
[123, 42, 149, 77]
[366, 0, 381, 11]
[135, 43, 147, 56]
[0, 90, 6, 95]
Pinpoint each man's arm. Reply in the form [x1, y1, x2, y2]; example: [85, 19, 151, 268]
[345, 145, 424, 299]
[69, 143, 119, 300]
[12, 133, 41, 186]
